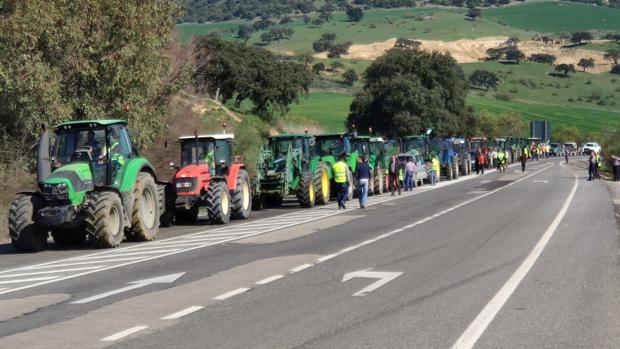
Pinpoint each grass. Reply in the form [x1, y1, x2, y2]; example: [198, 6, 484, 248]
[583, 41, 620, 52]
[484, 2, 620, 33]
[287, 92, 352, 131]
[460, 61, 620, 112]
[177, 7, 530, 52]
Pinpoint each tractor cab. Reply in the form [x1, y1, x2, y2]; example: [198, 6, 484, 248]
[314, 134, 351, 157]
[267, 134, 313, 173]
[177, 134, 234, 178]
[401, 135, 429, 162]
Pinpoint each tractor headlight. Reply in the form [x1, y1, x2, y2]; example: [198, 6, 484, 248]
[175, 178, 196, 191]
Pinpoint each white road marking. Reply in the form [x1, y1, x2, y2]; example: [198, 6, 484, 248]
[533, 180, 548, 183]
[317, 254, 339, 263]
[160, 306, 204, 320]
[289, 264, 313, 273]
[0, 276, 59, 285]
[342, 269, 403, 297]
[255, 275, 284, 285]
[451, 172, 578, 349]
[0, 162, 521, 296]
[101, 326, 148, 342]
[480, 180, 491, 184]
[214, 288, 250, 300]
[0, 266, 104, 278]
[72, 273, 185, 304]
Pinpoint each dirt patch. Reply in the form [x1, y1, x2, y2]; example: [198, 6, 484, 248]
[315, 37, 612, 73]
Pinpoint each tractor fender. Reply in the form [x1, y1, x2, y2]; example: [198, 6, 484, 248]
[118, 158, 158, 193]
[226, 164, 245, 190]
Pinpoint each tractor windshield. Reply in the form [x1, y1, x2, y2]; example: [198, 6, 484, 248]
[315, 136, 351, 156]
[270, 138, 303, 161]
[350, 139, 369, 155]
[403, 138, 426, 155]
[181, 139, 216, 167]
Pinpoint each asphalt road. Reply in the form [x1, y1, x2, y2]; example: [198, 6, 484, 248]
[1, 158, 619, 348]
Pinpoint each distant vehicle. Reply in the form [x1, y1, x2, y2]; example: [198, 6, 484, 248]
[582, 142, 601, 155]
[549, 143, 563, 156]
[564, 142, 577, 156]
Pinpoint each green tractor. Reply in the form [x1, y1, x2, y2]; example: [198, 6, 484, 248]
[8, 120, 167, 252]
[313, 133, 360, 199]
[253, 134, 329, 208]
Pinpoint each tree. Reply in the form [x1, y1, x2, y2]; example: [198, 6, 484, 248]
[343, 69, 359, 86]
[346, 7, 365, 22]
[394, 38, 422, 50]
[504, 47, 525, 61]
[0, 0, 183, 148]
[280, 16, 292, 26]
[237, 25, 253, 43]
[555, 63, 576, 75]
[505, 37, 520, 47]
[466, 8, 482, 20]
[577, 58, 595, 72]
[529, 53, 557, 65]
[312, 63, 326, 74]
[321, 33, 337, 41]
[552, 125, 581, 143]
[319, 11, 333, 22]
[312, 18, 325, 28]
[303, 15, 311, 25]
[570, 31, 593, 45]
[347, 48, 475, 139]
[469, 70, 500, 90]
[604, 49, 620, 65]
[327, 42, 352, 58]
[612, 65, 620, 75]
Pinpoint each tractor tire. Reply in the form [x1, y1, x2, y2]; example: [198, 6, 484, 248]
[51, 229, 87, 247]
[9, 194, 48, 252]
[373, 167, 384, 195]
[127, 173, 159, 241]
[314, 163, 330, 205]
[297, 174, 316, 208]
[158, 184, 173, 228]
[264, 195, 283, 208]
[231, 169, 251, 220]
[453, 162, 459, 179]
[206, 181, 231, 224]
[175, 206, 198, 224]
[85, 191, 124, 248]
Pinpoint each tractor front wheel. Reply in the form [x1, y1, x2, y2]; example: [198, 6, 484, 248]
[373, 167, 384, 195]
[298, 174, 316, 208]
[314, 163, 330, 205]
[231, 169, 251, 220]
[9, 194, 48, 252]
[85, 191, 124, 248]
[206, 181, 231, 224]
[128, 173, 160, 241]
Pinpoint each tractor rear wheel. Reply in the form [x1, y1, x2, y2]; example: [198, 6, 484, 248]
[158, 184, 173, 227]
[453, 162, 459, 179]
[297, 174, 316, 208]
[314, 163, 330, 205]
[175, 206, 198, 224]
[127, 173, 159, 241]
[373, 167, 384, 195]
[9, 194, 48, 252]
[206, 181, 231, 224]
[231, 169, 251, 220]
[52, 229, 87, 247]
[85, 191, 124, 248]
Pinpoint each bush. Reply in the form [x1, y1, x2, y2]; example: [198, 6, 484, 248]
[494, 93, 512, 101]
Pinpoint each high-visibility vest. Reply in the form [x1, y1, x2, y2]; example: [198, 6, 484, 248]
[333, 161, 347, 183]
[596, 155, 602, 167]
[399, 168, 404, 181]
[498, 151, 505, 162]
[431, 158, 440, 175]
[110, 142, 125, 166]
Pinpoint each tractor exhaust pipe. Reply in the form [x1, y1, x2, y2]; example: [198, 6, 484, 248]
[37, 125, 51, 184]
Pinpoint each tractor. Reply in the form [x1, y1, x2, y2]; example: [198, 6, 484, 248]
[8, 120, 166, 252]
[313, 133, 361, 199]
[401, 135, 458, 181]
[451, 138, 472, 176]
[253, 134, 327, 208]
[171, 134, 251, 225]
[401, 135, 431, 185]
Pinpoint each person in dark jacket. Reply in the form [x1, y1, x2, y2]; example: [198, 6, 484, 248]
[355, 156, 372, 208]
[388, 155, 403, 196]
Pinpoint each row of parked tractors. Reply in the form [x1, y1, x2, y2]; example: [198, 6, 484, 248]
[8, 119, 528, 252]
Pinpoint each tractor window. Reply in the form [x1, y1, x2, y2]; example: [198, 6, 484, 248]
[403, 139, 426, 154]
[181, 140, 215, 167]
[272, 139, 292, 160]
[315, 137, 343, 157]
[52, 127, 107, 168]
[350, 139, 369, 155]
[214, 139, 232, 165]
[302, 138, 311, 159]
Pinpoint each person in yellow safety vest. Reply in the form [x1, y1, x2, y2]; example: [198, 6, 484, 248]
[520, 145, 529, 172]
[200, 149, 216, 174]
[431, 154, 440, 186]
[333, 153, 348, 210]
[110, 142, 125, 167]
[497, 148, 506, 173]
[595, 152, 602, 179]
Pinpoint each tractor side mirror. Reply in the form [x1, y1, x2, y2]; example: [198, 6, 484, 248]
[169, 161, 179, 170]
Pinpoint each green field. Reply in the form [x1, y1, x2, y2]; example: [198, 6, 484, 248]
[484, 2, 620, 33]
[288, 92, 352, 131]
[178, 7, 530, 52]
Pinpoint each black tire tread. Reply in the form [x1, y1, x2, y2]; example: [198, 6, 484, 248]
[8, 194, 47, 252]
[206, 181, 231, 224]
[85, 191, 124, 248]
[128, 173, 159, 241]
[297, 174, 315, 208]
[314, 163, 330, 205]
[231, 169, 251, 220]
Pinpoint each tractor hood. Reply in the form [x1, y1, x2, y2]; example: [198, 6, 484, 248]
[40, 163, 94, 205]
[174, 164, 209, 180]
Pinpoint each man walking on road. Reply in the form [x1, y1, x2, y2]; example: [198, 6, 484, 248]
[497, 148, 507, 173]
[389, 155, 402, 196]
[355, 155, 372, 208]
[520, 145, 529, 172]
[588, 150, 596, 181]
[565, 149, 569, 164]
[430, 154, 440, 186]
[404, 156, 416, 191]
[612, 154, 620, 181]
[333, 153, 348, 209]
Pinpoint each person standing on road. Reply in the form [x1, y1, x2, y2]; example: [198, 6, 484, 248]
[497, 148, 506, 173]
[477, 151, 486, 175]
[565, 149, 569, 164]
[588, 150, 596, 181]
[520, 145, 529, 172]
[596, 151, 602, 179]
[389, 155, 402, 196]
[430, 154, 440, 186]
[333, 153, 348, 209]
[404, 156, 416, 191]
[355, 155, 372, 209]
[612, 155, 620, 181]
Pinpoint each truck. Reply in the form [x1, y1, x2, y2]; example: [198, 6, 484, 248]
[9, 120, 167, 252]
[171, 134, 251, 224]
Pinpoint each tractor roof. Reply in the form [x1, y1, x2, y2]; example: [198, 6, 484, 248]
[178, 134, 235, 141]
[315, 133, 347, 138]
[269, 133, 311, 139]
[56, 119, 126, 128]
[403, 135, 427, 140]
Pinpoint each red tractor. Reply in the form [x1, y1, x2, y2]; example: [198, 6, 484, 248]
[171, 134, 251, 224]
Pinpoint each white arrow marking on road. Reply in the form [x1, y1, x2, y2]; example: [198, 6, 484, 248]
[533, 180, 548, 183]
[342, 269, 403, 297]
[72, 272, 185, 304]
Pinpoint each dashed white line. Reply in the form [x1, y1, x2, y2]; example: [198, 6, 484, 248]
[0, 266, 104, 278]
[101, 325, 149, 342]
[289, 264, 313, 273]
[255, 275, 284, 285]
[21, 257, 146, 269]
[451, 172, 578, 349]
[0, 276, 59, 285]
[214, 288, 250, 300]
[161, 306, 204, 320]
[317, 254, 339, 263]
